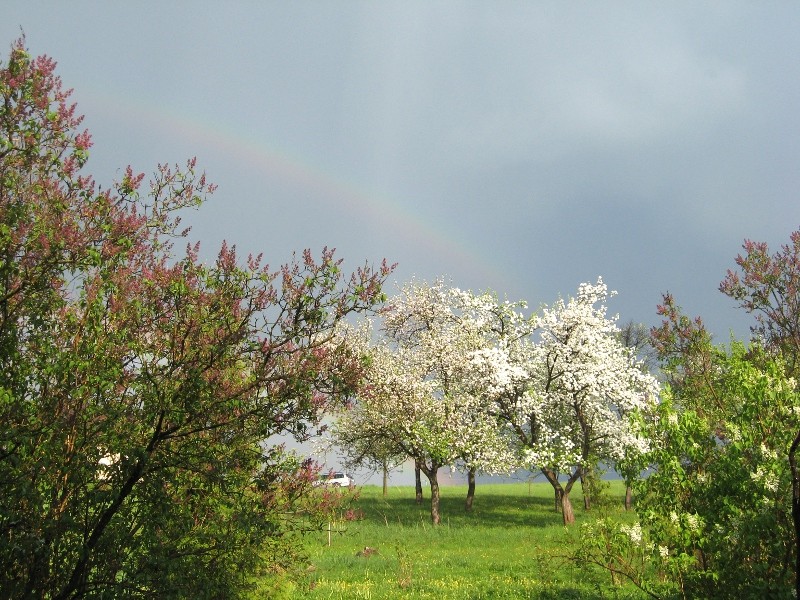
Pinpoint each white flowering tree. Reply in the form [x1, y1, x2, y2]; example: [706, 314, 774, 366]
[333, 281, 515, 524]
[470, 279, 659, 525]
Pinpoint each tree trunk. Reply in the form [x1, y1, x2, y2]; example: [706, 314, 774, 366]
[560, 470, 582, 526]
[465, 467, 476, 511]
[624, 482, 633, 511]
[543, 467, 580, 526]
[427, 470, 441, 525]
[382, 461, 388, 498]
[542, 468, 563, 513]
[789, 429, 800, 600]
[561, 490, 575, 525]
[414, 460, 423, 504]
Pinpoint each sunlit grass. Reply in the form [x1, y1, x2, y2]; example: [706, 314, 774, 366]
[293, 481, 647, 599]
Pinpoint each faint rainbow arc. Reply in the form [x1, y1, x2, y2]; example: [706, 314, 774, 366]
[82, 89, 515, 292]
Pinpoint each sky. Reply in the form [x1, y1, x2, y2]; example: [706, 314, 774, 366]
[6, 2, 800, 483]
[5, 2, 800, 342]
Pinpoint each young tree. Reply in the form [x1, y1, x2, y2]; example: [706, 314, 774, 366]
[617, 320, 658, 374]
[327, 384, 407, 498]
[0, 39, 392, 598]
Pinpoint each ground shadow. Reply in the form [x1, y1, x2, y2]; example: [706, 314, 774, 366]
[354, 489, 603, 529]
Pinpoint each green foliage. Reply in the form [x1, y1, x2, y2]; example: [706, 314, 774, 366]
[580, 341, 798, 599]
[633, 345, 798, 598]
[0, 39, 390, 598]
[571, 229, 800, 598]
[581, 463, 614, 510]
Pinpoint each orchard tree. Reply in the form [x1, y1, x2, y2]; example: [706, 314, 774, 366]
[327, 374, 407, 498]
[617, 320, 658, 374]
[0, 39, 392, 599]
[454, 289, 538, 508]
[335, 281, 515, 524]
[471, 279, 659, 525]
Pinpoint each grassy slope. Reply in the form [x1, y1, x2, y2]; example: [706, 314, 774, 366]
[293, 481, 648, 599]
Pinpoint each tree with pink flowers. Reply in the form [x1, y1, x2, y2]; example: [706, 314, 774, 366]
[0, 39, 391, 598]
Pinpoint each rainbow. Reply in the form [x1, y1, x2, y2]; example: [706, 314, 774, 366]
[79, 88, 519, 295]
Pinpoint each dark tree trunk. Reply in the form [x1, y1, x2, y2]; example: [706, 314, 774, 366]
[382, 461, 388, 498]
[624, 482, 633, 511]
[423, 469, 441, 525]
[465, 467, 476, 511]
[543, 468, 562, 513]
[789, 429, 800, 600]
[53, 420, 163, 600]
[429, 476, 441, 525]
[414, 460, 423, 504]
[416, 461, 442, 525]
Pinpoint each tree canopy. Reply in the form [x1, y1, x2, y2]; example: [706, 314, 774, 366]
[0, 39, 391, 598]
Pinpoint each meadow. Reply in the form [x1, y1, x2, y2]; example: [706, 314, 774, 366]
[289, 481, 649, 599]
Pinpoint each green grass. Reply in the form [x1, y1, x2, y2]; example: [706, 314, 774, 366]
[292, 481, 648, 599]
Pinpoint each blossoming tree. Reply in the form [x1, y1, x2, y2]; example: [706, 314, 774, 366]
[334, 281, 516, 524]
[0, 40, 392, 598]
[470, 279, 659, 524]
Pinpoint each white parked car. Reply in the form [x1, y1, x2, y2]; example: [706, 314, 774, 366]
[316, 471, 353, 487]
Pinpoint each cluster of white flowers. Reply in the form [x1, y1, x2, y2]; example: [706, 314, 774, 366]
[518, 279, 659, 478]
[621, 522, 643, 545]
[750, 466, 780, 493]
[759, 442, 778, 461]
[685, 512, 702, 532]
[468, 347, 528, 396]
[97, 451, 121, 482]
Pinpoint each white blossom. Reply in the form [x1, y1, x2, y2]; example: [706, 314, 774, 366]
[686, 513, 701, 532]
[621, 522, 643, 545]
[333, 277, 660, 503]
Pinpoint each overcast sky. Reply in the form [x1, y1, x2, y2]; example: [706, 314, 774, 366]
[5, 3, 800, 342]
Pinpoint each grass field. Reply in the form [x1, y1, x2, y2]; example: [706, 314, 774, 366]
[287, 481, 649, 599]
